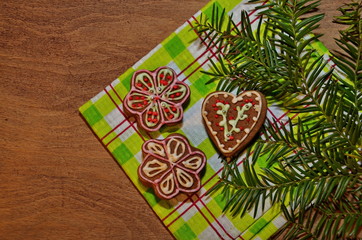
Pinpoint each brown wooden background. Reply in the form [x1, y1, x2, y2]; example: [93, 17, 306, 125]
[0, 0, 349, 239]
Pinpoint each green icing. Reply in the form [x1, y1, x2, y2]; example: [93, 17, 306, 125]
[156, 68, 173, 94]
[216, 102, 252, 141]
[165, 84, 188, 101]
[145, 104, 160, 127]
[160, 101, 181, 120]
[128, 68, 188, 128]
[136, 72, 155, 93]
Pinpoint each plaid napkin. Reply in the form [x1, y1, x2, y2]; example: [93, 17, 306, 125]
[79, 0, 332, 239]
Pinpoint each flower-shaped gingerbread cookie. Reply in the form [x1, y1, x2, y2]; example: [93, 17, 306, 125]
[138, 134, 206, 200]
[124, 67, 190, 131]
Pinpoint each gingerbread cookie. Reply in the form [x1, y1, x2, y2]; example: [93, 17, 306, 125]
[124, 67, 190, 132]
[201, 91, 267, 158]
[138, 134, 206, 200]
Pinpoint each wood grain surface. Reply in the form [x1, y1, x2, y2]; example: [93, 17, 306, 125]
[0, 0, 350, 239]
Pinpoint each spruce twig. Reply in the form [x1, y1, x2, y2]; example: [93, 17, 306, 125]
[195, 0, 362, 238]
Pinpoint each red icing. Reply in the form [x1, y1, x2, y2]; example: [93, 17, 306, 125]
[201, 90, 267, 158]
[124, 67, 190, 131]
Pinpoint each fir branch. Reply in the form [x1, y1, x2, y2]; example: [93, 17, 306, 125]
[333, 0, 362, 90]
[332, 0, 362, 145]
[212, 117, 362, 218]
[273, 195, 362, 239]
[196, 0, 362, 238]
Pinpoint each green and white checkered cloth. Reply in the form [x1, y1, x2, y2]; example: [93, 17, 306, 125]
[79, 0, 333, 239]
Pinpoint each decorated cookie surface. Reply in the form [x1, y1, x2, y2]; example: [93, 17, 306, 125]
[138, 134, 206, 200]
[124, 67, 190, 132]
[201, 91, 267, 158]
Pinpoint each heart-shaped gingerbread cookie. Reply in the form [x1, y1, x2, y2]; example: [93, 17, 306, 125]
[201, 91, 267, 158]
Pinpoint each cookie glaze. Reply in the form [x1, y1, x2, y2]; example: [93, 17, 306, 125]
[124, 67, 190, 131]
[202, 91, 267, 158]
[138, 134, 206, 200]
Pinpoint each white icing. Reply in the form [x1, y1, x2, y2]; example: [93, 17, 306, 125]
[147, 142, 166, 157]
[234, 96, 244, 103]
[159, 173, 175, 195]
[143, 159, 168, 177]
[216, 102, 252, 141]
[245, 128, 250, 133]
[201, 91, 265, 154]
[181, 156, 202, 170]
[175, 168, 193, 188]
[166, 138, 185, 163]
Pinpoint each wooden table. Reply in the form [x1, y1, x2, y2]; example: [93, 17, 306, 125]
[0, 0, 349, 239]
